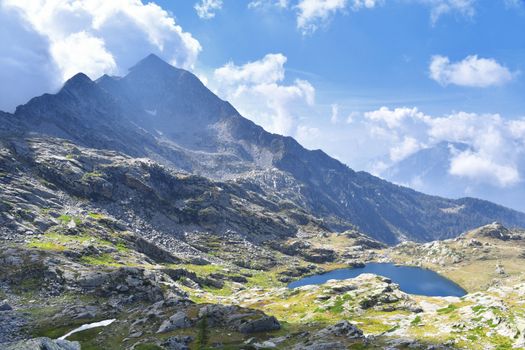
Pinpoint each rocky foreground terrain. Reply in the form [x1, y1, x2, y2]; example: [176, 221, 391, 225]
[2, 214, 525, 349]
[2, 55, 525, 349]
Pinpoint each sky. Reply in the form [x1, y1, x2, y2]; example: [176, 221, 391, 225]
[1, 0, 525, 206]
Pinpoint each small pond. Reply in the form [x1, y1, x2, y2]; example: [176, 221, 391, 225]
[287, 263, 466, 297]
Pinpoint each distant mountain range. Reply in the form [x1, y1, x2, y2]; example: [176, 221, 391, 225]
[2, 54, 525, 244]
[382, 141, 525, 213]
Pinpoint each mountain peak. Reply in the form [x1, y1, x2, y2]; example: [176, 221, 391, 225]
[129, 53, 178, 74]
[144, 53, 164, 62]
[61, 73, 95, 94]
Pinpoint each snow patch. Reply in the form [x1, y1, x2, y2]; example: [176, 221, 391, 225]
[59, 319, 116, 340]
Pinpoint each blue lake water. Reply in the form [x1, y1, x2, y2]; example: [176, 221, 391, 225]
[287, 263, 467, 297]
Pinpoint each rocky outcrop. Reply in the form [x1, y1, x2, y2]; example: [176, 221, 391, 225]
[162, 336, 194, 350]
[128, 236, 181, 263]
[0, 306, 26, 344]
[197, 304, 280, 334]
[5, 338, 80, 350]
[292, 321, 364, 350]
[314, 321, 363, 339]
[238, 315, 281, 334]
[269, 240, 337, 263]
[75, 267, 165, 302]
[157, 311, 193, 333]
[0, 300, 12, 311]
[466, 222, 520, 241]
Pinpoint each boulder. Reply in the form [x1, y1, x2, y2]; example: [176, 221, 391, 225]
[315, 321, 363, 339]
[294, 342, 346, 350]
[198, 304, 281, 333]
[157, 311, 192, 333]
[301, 248, 337, 263]
[162, 336, 194, 350]
[238, 315, 281, 334]
[0, 300, 13, 311]
[5, 337, 80, 350]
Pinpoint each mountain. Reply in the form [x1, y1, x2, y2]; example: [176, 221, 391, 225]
[2, 54, 525, 244]
[383, 141, 525, 213]
[4, 54, 525, 350]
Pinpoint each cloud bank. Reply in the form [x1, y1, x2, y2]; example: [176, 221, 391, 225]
[212, 53, 315, 136]
[360, 107, 524, 187]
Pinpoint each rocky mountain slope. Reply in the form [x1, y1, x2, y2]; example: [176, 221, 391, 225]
[2, 54, 525, 244]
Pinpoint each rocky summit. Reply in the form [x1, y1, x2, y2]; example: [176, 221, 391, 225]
[1, 55, 525, 349]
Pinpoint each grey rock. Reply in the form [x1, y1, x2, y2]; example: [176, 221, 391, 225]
[128, 331, 143, 338]
[315, 321, 363, 339]
[197, 304, 280, 333]
[162, 336, 194, 350]
[238, 315, 281, 334]
[5, 337, 80, 350]
[294, 342, 346, 350]
[157, 311, 192, 333]
[0, 300, 13, 311]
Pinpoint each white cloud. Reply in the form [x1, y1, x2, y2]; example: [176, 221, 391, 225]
[449, 151, 520, 187]
[427, 111, 482, 141]
[295, 0, 382, 34]
[195, 0, 223, 19]
[330, 104, 339, 123]
[252, 0, 475, 34]
[253, 0, 475, 34]
[365, 107, 525, 187]
[508, 118, 525, 139]
[356, 106, 524, 188]
[296, 125, 321, 145]
[370, 160, 390, 175]
[0, 0, 201, 110]
[430, 55, 515, 87]
[296, 0, 348, 34]
[214, 53, 286, 85]
[346, 111, 359, 124]
[212, 53, 315, 136]
[420, 0, 476, 24]
[352, 0, 383, 10]
[389, 136, 422, 161]
[248, 0, 290, 9]
[364, 106, 430, 128]
[50, 31, 117, 81]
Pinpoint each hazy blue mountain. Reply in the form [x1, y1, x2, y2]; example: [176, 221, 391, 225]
[2, 54, 525, 244]
[383, 141, 525, 213]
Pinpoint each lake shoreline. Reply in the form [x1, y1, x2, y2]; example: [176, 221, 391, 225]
[287, 262, 467, 297]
